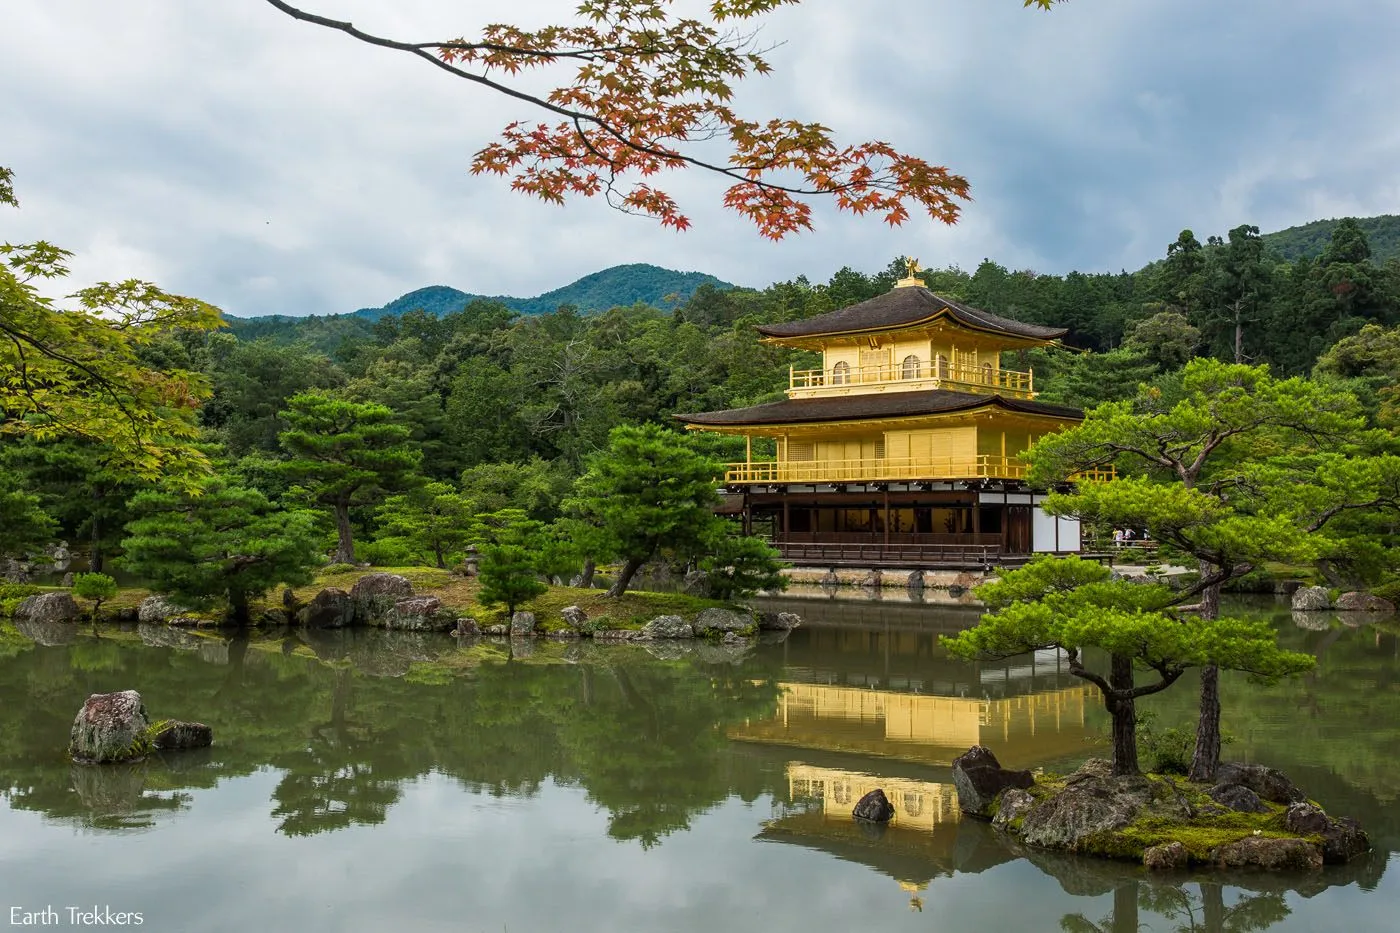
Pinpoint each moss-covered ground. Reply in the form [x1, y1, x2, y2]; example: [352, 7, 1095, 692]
[1004, 771, 1320, 864]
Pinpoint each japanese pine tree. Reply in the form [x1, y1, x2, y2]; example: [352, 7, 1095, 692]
[121, 478, 322, 625]
[277, 393, 422, 564]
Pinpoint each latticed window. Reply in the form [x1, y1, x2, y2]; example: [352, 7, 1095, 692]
[831, 361, 850, 384]
[934, 354, 949, 380]
[982, 361, 994, 384]
[901, 354, 920, 379]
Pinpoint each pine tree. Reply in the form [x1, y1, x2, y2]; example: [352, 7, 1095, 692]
[277, 393, 422, 563]
[567, 424, 723, 597]
[477, 544, 547, 617]
[121, 478, 322, 625]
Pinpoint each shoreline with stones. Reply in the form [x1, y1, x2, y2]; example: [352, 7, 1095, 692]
[8, 570, 801, 642]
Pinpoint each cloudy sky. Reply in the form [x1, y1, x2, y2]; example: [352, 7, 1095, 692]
[3, 0, 1399, 318]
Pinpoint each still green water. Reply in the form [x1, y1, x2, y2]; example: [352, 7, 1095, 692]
[0, 596, 1396, 932]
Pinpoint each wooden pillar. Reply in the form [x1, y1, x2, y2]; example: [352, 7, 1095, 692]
[742, 488, 752, 537]
[971, 491, 980, 536]
[883, 487, 891, 547]
[782, 497, 790, 538]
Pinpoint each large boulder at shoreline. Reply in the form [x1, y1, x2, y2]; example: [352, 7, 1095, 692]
[1214, 762, 1305, 804]
[952, 745, 1034, 818]
[1208, 782, 1270, 813]
[560, 606, 589, 630]
[1284, 802, 1370, 864]
[151, 721, 213, 751]
[138, 595, 200, 625]
[641, 615, 693, 639]
[1291, 586, 1332, 611]
[385, 596, 457, 632]
[1018, 774, 1154, 851]
[297, 588, 355, 628]
[14, 592, 81, 624]
[69, 691, 151, 764]
[1143, 841, 1190, 871]
[1215, 836, 1322, 871]
[510, 611, 536, 636]
[692, 607, 754, 635]
[757, 611, 802, 631]
[1335, 591, 1395, 612]
[350, 573, 414, 621]
[852, 788, 895, 822]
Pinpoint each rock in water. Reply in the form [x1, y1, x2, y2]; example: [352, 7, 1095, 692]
[1284, 802, 1370, 863]
[1290, 586, 1332, 611]
[1215, 837, 1322, 871]
[1143, 841, 1190, 871]
[1018, 774, 1154, 851]
[297, 588, 355, 628]
[70, 691, 151, 764]
[641, 615, 693, 639]
[1214, 762, 1305, 804]
[1335, 591, 1395, 612]
[757, 611, 802, 631]
[692, 608, 754, 635]
[13, 592, 81, 624]
[151, 721, 213, 751]
[952, 745, 1035, 818]
[1207, 782, 1270, 813]
[852, 788, 895, 822]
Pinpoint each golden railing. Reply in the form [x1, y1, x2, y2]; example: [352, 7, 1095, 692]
[725, 455, 1027, 484]
[723, 457, 1116, 484]
[789, 361, 1034, 398]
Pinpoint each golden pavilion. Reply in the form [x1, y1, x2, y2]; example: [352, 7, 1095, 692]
[676, 261, 1102, 566]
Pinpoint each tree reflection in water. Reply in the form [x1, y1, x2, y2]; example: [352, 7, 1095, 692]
[1062, 881, 1290, 933]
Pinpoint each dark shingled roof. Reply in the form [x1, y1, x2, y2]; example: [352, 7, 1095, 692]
[755, 287, 1067, 341]
[675, 389, 1083, 427]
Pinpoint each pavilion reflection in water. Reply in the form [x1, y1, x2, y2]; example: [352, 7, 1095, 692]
[732, 679, 1099, 768]
[737, 672, 1102, 898]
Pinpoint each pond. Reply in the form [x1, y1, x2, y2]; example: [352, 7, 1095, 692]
[0, 596, 1396, 932]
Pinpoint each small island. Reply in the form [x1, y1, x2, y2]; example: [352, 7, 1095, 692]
[951, 746, 1368, 871]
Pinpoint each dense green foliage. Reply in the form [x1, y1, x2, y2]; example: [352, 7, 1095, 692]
[120, 478, 322, 623]
[1, 166, 223, 482]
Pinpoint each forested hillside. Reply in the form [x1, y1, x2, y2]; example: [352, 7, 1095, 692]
[1264, 215, 1400, 264]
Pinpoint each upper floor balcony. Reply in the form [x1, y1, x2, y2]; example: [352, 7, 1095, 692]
[788, 360, 1035, 399]
[723, 455, 1114, 485]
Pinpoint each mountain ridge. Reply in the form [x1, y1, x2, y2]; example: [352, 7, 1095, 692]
[230, 263, 735, 322]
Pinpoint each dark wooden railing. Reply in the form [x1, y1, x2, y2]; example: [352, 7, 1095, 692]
[772, 539, 1003, 568]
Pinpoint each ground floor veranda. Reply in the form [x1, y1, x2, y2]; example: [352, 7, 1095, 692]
[722, 480, 1083, 569]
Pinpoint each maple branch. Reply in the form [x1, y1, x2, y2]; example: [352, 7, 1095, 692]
[260, 0, 972, 236]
